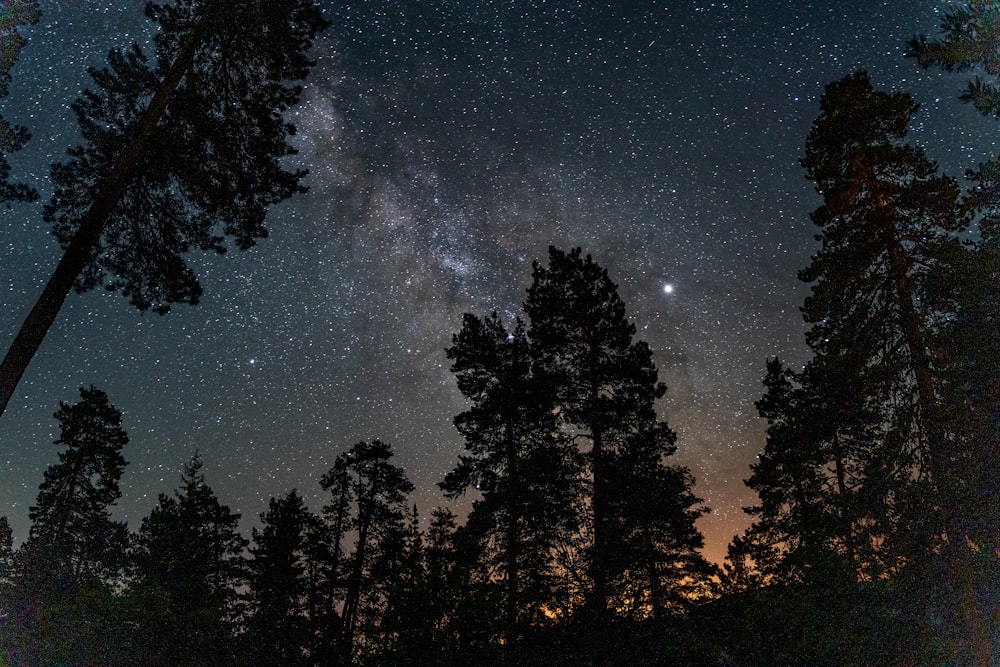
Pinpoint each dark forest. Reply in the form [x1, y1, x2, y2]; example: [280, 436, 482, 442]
[1, 1, 999, 665]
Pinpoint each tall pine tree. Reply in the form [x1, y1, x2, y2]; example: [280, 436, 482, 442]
[741, 357, 869, 585]
[798, 71, 965, 568]
[5, 387, 130, 666]
[320, 439, 414, 660]
[246, 489, 324, 667]
[25, 386, 129, 580]
[441, 312, 582, 641]
[732, 71, 975, 665]
[0, 0, 328, 417]
[130, 453, 247, 667]
[524, 246, 710, 621]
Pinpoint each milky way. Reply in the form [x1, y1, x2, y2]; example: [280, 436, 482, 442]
[0, 0, 993, 563]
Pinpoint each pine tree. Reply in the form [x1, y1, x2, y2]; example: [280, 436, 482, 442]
[26, 386, 129, 579]
[731, 71, 976, 664]
[130, 453, 247, 667]
[417, 507, 465, 660]
[524, 246, 709, 620]
[741, 358, 864, 584]
[318, 454, 351, 659]
[0, 515, 15, 652]
[612, 422, 715, 617]
[0, 516, 12, 586]
[720, 531, 768, 594]
[799, 71, 966, 566]
[441, 312, 581, 641]
[375, 505, 431, 659]
[5, 387, 130, 666]
[320, 439, 414, 660]
[0, 0, 328, 417]
[246, 489, 323, 667]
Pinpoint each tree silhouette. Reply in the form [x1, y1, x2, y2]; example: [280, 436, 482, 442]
[372, 504, 433, 659]
[0, 516, 11, 584]
[728, 71, 977, 665]
[799, 71, 966, 569]
[742, 358, 866, 585]
[321, 439, 414, 660]
[611, 422, 715, 617]
[130, 453, 247, 667]
[0, 0, 328, 417]
[524, 246, 709, 622]
[26, 386, 129, 579]
[4, 387, 130, 666]
[246, 489, 324, 667]
[441, 312, 582, 641]
[393, 506, 466, 662]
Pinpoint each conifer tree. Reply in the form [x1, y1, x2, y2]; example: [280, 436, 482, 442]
[612, 422, 715, 616]
[732, 70, 976, 664]
[798, 71, 965, 566]
[26, 386, 129, 579]
[0, 516, 11, 586]
[0, 516, 12, 660]
[0, 0, 328, 417]
[246, 489, 323, 667]
[720, 532, 768, 594]
[5, 387, 129, 666]
[317, 454, 351, 657]
[524, 246, 709, 620]
[737, 72, 964, 579]
[130, 453, 247, 667]
[441, 312, 581, 640]
[375, 505, 433, 659]
[369, 506, 466, 663]
[742, 358, 866, 583]
[320, 439, 414, 659]
[428, 508, 467, 650]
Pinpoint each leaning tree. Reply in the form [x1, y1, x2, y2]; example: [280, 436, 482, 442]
[0, 0, 328, 416]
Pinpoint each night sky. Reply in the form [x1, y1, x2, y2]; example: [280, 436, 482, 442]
[0, 0, 993, 564]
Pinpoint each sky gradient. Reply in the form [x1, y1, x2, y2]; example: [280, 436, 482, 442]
[0, 0, 994, 564]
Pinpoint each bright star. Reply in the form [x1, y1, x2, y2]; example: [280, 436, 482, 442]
[663, 283, 674, 294]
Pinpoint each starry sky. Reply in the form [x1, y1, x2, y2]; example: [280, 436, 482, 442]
[0, 0, 994, 564]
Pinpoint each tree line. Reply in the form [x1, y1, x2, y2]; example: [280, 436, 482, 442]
[0, 247, 714, 665]
[1, 0, 999, 664]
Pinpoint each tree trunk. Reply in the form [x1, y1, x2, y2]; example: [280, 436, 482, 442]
[589, 418, 608, 620]
[504, 418, 520, 643]
[830, 433, 860, 570]
[342, 470, 379, 660]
